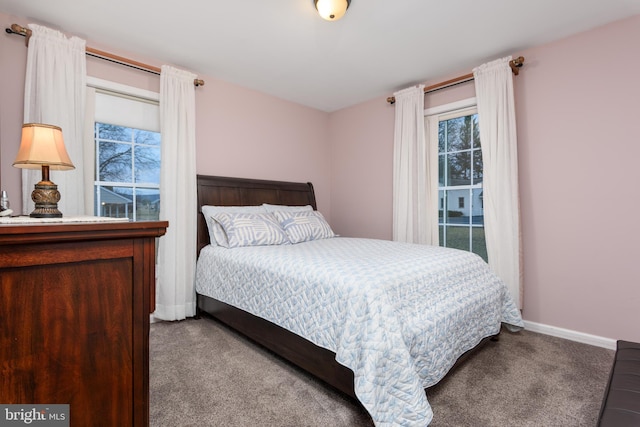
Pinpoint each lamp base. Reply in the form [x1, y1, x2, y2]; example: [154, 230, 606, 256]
[30, 180, 62, 218]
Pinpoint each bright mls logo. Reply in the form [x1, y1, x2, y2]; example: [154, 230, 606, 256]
[0, 405, 69, 427]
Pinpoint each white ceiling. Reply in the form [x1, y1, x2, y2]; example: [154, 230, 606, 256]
[2, 0, 639, 112]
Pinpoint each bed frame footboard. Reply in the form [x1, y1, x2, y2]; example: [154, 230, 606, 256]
[197, 294, 356, 398]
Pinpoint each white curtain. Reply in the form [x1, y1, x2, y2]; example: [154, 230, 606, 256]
[83, 87, 97, 215]
[23, 24, 86, 216]
[155, 65, 198, 321]
[423, 114, 440, 245]
[392, 85, 438, 244]
[473, 56, 523, 308]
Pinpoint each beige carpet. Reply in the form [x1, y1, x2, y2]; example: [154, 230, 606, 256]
[150, 316, 614, 426]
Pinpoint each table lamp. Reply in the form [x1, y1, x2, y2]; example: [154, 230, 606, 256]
[12, 123, 75, 218]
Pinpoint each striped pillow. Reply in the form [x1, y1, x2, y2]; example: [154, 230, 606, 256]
[202, 205, 266, 247]
[212, 212, 290, 248]
[273, 210, 336, 244]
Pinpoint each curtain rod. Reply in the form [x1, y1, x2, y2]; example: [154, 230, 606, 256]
[6, 23, 205, 87]
[386, 56, 524, 105]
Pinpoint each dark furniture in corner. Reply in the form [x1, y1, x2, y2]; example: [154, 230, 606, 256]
[598, 340, 640, 426]
[0, 220, 167, 426]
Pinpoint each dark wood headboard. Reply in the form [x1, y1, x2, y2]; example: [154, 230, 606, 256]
[196, 175, 317, 254]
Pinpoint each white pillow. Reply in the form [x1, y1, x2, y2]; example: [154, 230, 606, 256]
[272, 210, 336, 244]
[262, 204, 314, 213]
[201, 205, 266, 246]
[212, 212, 290, 248]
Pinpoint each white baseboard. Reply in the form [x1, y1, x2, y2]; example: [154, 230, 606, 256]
[523, 321, 617, 350]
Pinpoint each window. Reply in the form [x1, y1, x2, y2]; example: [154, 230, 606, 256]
[434, 105, 487, 261]
[87, 79, 160, 221]
[94, 123, 160, 220]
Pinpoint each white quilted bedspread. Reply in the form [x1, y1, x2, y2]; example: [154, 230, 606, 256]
[195, 237, 523, 426]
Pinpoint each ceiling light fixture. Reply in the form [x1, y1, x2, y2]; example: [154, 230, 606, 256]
[314, 0, 351, 21]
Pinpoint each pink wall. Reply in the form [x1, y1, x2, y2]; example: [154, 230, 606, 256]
[328, 98, 394, 239]
[329, 15, 640, 342]
[0, 12, 331, 218]
[516, 16, 639, 342]
[193, 77, 331, 211]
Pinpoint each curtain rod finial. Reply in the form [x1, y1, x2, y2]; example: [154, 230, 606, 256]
[8, 23, 31, 46]
[509, 56, 525, 75]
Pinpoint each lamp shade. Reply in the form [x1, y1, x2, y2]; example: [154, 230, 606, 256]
[314, 0, 350, 21]
[13, 123, 75, 171]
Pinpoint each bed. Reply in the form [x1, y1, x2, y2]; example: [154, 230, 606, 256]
[194, 174, 523, 426]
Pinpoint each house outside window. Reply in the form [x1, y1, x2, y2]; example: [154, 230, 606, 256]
[435, 106, 487, 261]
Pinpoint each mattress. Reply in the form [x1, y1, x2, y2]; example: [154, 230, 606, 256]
[195, 237, 523, 426]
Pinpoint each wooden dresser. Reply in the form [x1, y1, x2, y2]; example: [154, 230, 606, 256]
[0, 220, 167, 426]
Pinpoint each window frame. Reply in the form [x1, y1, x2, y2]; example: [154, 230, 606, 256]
[424, 98, 487, 261]
[86, 77, 160, 221]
